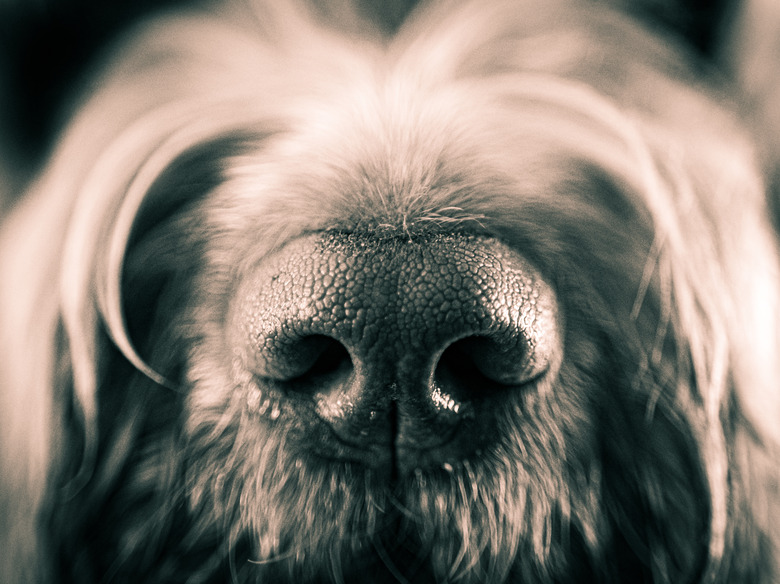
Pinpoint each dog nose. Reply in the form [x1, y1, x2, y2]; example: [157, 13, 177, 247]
[233, 231, 561, 474]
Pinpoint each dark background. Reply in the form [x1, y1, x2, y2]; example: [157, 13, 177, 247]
[0, 0, 734, 194]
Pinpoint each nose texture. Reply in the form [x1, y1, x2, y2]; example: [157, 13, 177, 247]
[232, 231, 561, 474]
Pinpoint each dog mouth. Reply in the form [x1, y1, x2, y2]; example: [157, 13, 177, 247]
[229, 230, 562, 477]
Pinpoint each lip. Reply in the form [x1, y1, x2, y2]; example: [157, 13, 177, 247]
[275, 395, 491, 479]
[300, 433, 472, 479]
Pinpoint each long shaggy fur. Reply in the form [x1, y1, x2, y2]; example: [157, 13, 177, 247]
[1, 0, 780, 582]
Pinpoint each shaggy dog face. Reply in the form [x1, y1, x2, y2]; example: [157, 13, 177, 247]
[1, 0, 779, 582]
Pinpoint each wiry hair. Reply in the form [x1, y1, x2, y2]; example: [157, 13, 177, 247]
[1, 0, 779, 582]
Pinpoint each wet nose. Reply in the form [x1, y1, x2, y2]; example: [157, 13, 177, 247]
[232, 231, 561, 473]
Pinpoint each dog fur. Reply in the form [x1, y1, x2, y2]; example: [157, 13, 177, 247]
[1, 0, 780, 582]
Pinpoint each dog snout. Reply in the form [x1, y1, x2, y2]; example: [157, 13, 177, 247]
[232, 231, 561, 473]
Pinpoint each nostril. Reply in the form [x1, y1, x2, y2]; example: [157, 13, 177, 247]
[435, 340, 501, 396]
[261, 335, 353, 390]
[298, 337, 352, 379]
[287, 337, 353, 394]
[435, 335, 548, 397]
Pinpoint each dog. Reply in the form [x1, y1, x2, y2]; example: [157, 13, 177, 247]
[1, 0, 780, 582]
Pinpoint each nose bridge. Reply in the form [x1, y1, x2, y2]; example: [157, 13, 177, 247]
[322, 231, 527, 358]
[354, 234, 484, 374]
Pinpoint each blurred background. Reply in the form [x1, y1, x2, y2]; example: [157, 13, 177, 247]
[0, 0, 193, 207]
[0, 0, 768, 210]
